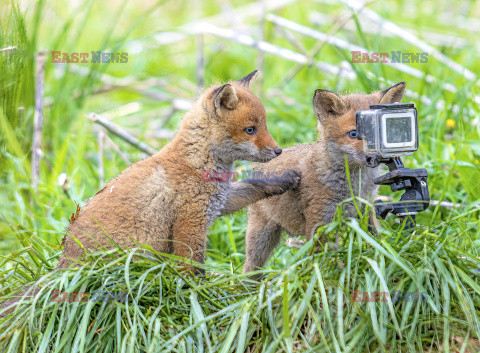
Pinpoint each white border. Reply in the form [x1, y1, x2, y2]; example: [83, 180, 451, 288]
[381, 112, 416, 148]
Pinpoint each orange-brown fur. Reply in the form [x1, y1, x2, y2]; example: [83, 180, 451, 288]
[243, 83, 406, 273]
[58, 71, 299, 269]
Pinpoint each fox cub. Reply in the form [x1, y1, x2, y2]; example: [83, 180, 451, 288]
[243, 82, 406, 273]
[59, 70, 300, 269]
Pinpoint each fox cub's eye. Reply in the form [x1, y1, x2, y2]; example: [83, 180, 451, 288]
[348, 130, 357, 139]
[244, 127, 256, 135]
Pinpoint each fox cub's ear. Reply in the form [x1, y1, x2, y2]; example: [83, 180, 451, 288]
[379, 82, 406, 104]
[213, 84, 239, 115]
[312, 89, 347, 121]
[237, 70, 260, 89]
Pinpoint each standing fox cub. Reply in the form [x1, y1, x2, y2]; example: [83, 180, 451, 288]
[59, 70, 300, 269]
[243, 82, 406, 273]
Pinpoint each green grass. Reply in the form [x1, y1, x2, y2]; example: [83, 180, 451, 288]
[1, 0, 480, 351]
[1, 210, 480, 352]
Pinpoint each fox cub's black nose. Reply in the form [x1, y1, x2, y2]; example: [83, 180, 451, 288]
[274, 148, 282, 156]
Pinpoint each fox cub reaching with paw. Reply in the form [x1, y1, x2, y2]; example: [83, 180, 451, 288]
[59, 70, 300, 269]
[243, 82, 406, 273]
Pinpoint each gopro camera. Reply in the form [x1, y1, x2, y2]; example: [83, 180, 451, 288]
[356, 103, 418, 158]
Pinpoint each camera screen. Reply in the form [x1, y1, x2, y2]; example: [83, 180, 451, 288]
[381, 112, 416, 149]
[386, 117, 412, 143]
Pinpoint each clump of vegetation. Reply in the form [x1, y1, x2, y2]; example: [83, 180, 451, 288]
[1, 208, 480, 352]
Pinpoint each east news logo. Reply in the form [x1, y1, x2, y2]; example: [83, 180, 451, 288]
[351, 51, 428, 63]
[51, 51, 128, 63]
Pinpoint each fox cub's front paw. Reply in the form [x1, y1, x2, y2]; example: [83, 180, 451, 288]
[262, 169, 301, 196]
[281, 170, 301, 190]
[246, 169, 301, 197]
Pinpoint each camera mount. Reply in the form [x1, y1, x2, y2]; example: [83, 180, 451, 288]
[367, 155, 430, 230]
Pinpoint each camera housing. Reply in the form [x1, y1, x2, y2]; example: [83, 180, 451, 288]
[356, 103, 418, 158]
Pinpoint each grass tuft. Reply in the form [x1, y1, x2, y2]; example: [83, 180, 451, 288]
[1, 209, 480, 352]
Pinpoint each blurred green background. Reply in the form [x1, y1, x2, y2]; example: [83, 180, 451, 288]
[1, 0, 479, 266]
